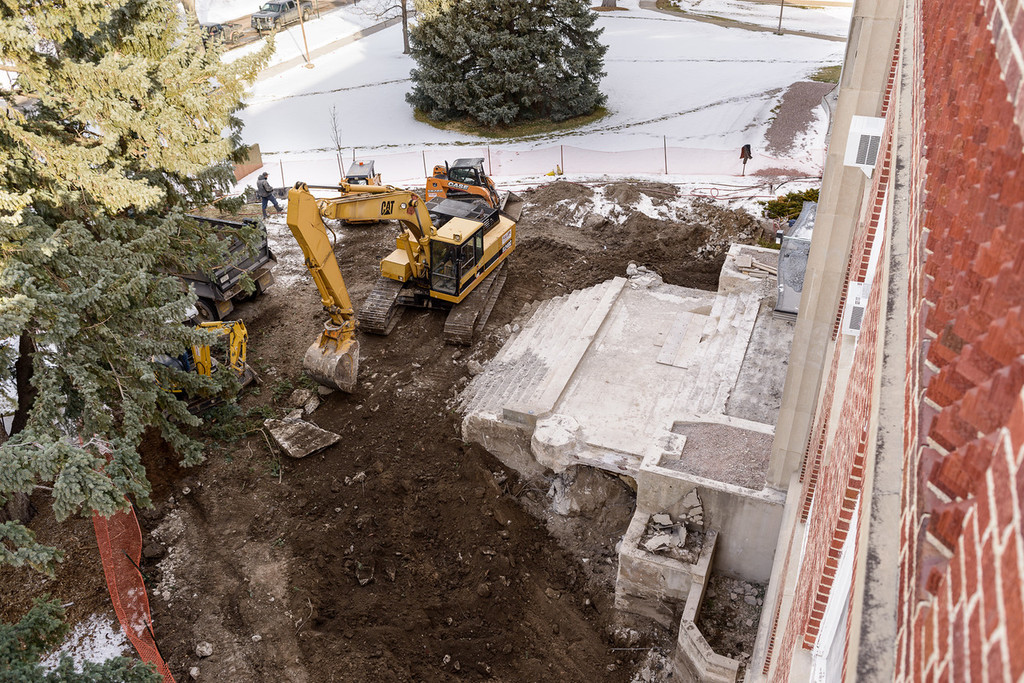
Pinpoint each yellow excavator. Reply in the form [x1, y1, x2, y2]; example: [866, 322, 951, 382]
[286, 181, 515, 365]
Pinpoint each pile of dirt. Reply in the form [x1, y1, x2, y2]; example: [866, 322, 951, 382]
[1, 180, 771, 681]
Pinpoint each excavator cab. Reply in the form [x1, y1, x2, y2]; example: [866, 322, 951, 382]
[430, 232, 484, 297]
[425, 198, 501, 298]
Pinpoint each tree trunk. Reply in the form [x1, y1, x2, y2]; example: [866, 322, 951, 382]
[401, 2, 410, 54]
[1, 333, 37, 525]
[602, 0, 617, 6]
[10, 332, 36, 436]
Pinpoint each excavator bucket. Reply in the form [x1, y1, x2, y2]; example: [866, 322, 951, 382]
[500, 191, 524, 221]
[303, 337, 359, 393]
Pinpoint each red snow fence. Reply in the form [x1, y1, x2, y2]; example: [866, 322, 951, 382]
[93, 505, 176, 682]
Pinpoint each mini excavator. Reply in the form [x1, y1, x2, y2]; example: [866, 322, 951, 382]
[156, 320, 255, 406]
[286, 181, 516, 364]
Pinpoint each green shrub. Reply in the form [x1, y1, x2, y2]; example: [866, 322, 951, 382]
[760, 188, 819, 220]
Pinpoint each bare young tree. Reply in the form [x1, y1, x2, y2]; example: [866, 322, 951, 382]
[353, 0, 414, 54]
[328, 104, 344, 178]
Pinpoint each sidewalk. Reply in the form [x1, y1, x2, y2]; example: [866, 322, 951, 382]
[637, 0, 847, 42]
[256, 15, 402, 80]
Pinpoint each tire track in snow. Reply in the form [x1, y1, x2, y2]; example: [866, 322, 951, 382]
[248, 77, 411, 104]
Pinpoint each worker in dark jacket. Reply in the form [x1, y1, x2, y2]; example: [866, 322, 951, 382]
[257, 172, 281, 218]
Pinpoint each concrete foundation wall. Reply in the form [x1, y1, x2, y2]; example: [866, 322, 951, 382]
[639, 451, 785, 583]
[673, 619, 741, 683]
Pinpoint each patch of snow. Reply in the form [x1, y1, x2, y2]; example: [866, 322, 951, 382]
[589, 186, 621, 222]
[674, 0, 853, 37]
[41, 614, 131, 672]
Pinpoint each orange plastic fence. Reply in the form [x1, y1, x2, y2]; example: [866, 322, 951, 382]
[93, 506, 176, 682]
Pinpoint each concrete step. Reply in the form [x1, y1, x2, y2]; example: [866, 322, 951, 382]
[492, 299, 557, 363]
[688, 290, 761, 415]
[504, 278, 627, 425]
[517, 279, 621, 406]
[466, 291, 588, 415]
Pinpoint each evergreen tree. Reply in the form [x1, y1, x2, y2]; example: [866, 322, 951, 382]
[0, 598, 161, 682]
[0, 0, 271, 569]
[407, 0, 607, 126]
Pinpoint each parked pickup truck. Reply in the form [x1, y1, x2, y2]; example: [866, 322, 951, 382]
[251, 0, 313, 35]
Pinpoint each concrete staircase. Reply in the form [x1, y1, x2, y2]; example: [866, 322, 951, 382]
[656, 289, 762, 416]
[461, 278, 627, 423]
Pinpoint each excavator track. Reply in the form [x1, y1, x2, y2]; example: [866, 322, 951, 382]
[359, 277, 405, 335]
[443, 263, 508, 346]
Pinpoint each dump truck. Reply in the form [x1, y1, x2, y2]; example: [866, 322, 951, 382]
[178, 215, 277, 322]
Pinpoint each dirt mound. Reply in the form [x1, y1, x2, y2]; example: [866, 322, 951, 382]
[2, 180, 771, 682]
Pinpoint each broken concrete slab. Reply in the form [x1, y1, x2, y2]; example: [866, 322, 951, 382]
[264, 418, 340, 459]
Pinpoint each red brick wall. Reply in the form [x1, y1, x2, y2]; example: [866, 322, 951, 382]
[766, 43, 900, 683]
[894, 0, 1024, 679]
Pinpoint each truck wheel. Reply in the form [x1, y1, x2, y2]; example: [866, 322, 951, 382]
[302, 8, 309, 21]
[194, 298, 218, 322]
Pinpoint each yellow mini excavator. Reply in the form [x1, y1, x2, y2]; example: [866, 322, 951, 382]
[156, 320, 256, 405]
[287, 181, 516, 347]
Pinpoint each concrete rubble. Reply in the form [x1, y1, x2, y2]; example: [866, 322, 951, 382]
[459, 244, 795, 682]
[264, 416, 341, 459]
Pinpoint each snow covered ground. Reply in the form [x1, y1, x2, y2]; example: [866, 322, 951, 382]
[41, 614, 131, 672]
[225, 0, 847, 189]
[673, 0, 853, 36]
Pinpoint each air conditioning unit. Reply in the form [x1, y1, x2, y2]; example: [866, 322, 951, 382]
[842, 281, 871, 336]
[844, 116, 885, 177]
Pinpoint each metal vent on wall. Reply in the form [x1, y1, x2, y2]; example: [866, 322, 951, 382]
[844, 116, 885, 176]
[855, 134, 881, 166]
[842, 282, 871, 337]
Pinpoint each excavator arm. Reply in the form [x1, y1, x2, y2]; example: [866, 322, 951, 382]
[299, 181, 439, 281]
[285, 184, 360, 392]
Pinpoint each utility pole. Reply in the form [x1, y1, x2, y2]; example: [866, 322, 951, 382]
[776, 0, 785, 34]
[298, 5, 313, 67]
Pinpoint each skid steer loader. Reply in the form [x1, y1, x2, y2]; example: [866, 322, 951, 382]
[425, 158, 524, 221]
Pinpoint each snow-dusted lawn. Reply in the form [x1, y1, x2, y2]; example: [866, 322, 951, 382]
[227, 0, 847, 186]
[672, 0, 853, 37]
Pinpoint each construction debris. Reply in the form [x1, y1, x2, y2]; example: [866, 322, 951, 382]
[264, 417, 341, 459]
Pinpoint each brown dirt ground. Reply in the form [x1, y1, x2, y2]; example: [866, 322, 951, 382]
[1, 180, 769, 681]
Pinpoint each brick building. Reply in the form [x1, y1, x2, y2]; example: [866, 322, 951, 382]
[753, 0, 1024, 679]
